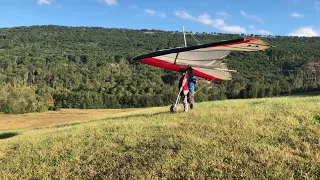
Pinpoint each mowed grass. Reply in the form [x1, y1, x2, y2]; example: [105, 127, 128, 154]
[0, 108, 138, 130]
[1, 96, 320, 179]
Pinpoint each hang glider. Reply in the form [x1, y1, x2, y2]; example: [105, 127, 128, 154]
[132, 38, 272, 81]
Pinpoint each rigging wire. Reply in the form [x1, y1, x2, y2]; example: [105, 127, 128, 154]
[188, 32, 201, 45]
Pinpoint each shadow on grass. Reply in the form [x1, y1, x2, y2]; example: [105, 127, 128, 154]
[38, 111, 171, 129]
[0, 132, 18, 139]
[250, 101, 265, 106]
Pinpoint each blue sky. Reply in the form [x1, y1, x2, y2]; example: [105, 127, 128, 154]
[1, 0, 320, 36]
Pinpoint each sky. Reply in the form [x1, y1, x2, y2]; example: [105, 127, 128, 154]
[1, 0, 320, 36]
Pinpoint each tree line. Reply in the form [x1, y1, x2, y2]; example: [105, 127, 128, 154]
[0, 25, 319, 114]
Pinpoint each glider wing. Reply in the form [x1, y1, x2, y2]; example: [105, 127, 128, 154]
[132, 38, 272, 80]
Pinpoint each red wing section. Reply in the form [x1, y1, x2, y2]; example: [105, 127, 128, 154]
[139, 58, 222, 80]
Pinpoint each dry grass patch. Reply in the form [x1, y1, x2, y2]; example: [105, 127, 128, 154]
[0, 108, 139, 130]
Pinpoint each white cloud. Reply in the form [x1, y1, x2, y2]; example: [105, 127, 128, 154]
[174, 11, 246, 34]
[291, 12, 304, 18]
[289, 27, 319, 37]
[37, 0, 52, 5]
[316, 2, 320, 10]
[240, 10, 263, 23]
[248, 25, 272, 35]
[216, 12, 230, 19]
[130, 5, 138, 9]
[174, 11, 194, 20]
[220, 25, 247, 34]
[256, 29, 272, 35]
[145, 9, 156, 16]
[213, 19, 225, 27]
[99, 0, 118, 6]
[158, 12, 167, 18]
[145, 9, 166, 18]
[198, 14, 214, 25]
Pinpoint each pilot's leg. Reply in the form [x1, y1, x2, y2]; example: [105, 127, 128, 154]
[189, 91, 194, 109]
[183, 90, 189, 112]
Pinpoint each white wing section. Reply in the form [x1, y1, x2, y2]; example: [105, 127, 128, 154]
[155, 49, 232, 80]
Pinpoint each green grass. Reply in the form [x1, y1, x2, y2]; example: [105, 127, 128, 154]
[1, 96, 320, 179]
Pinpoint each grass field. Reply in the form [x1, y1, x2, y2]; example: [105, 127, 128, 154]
[0, 108, 139, 130]
[1, 96, 320, 179]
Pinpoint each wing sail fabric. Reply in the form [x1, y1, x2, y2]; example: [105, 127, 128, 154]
[133, 38, 272, 80]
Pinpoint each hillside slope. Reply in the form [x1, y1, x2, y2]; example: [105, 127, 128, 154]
[0, 26, 319, 114]
[1, 96, 320, 179]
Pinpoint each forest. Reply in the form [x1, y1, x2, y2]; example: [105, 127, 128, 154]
[0, 25, 319, 114]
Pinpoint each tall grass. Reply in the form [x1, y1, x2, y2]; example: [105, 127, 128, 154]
[1, 96, 320, 179]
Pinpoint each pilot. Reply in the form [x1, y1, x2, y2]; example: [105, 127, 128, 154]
[187, 67, 196, 109]
[178, 68, 189, 112]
